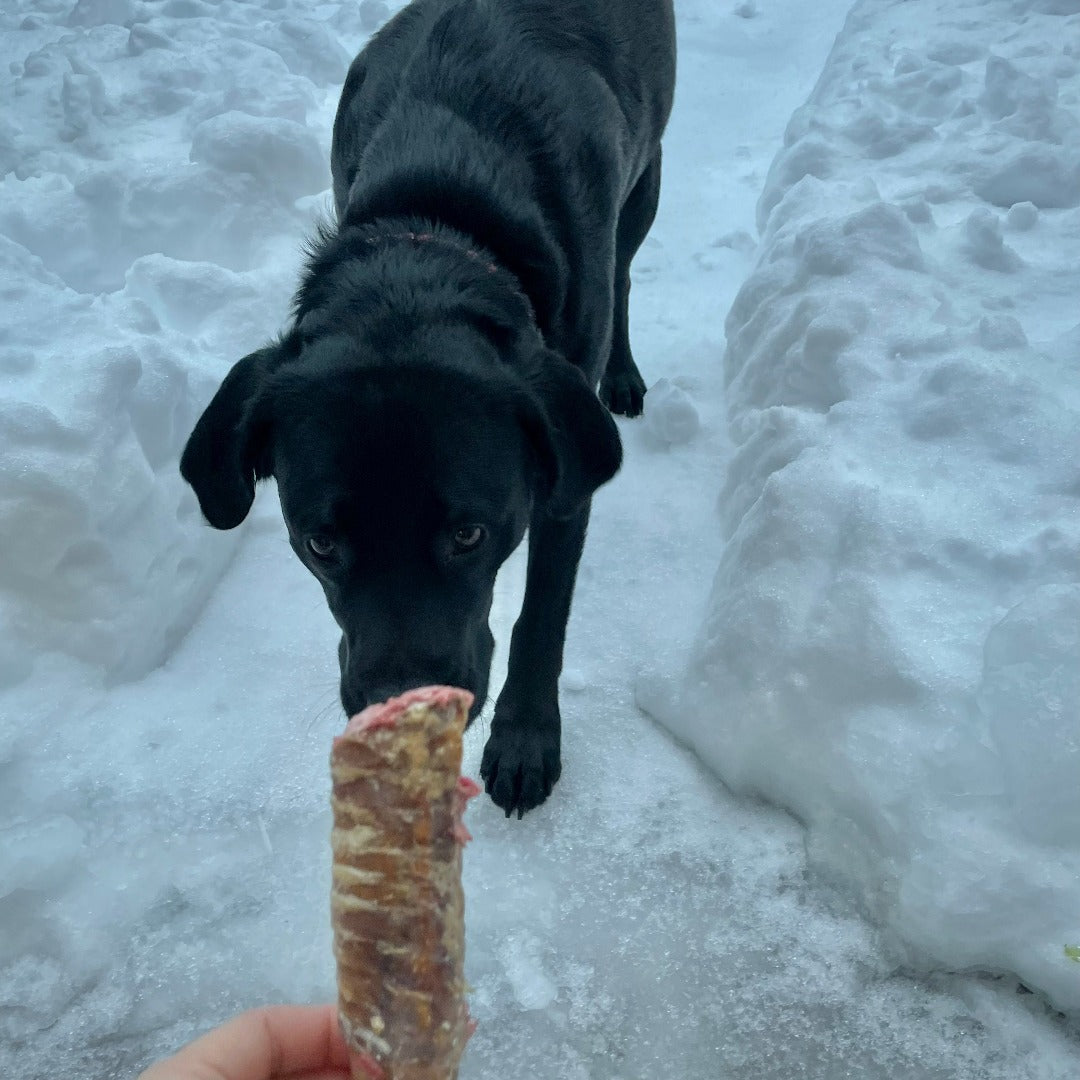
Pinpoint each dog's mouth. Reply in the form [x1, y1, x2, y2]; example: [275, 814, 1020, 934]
[464, 693, 484, 724]
[337, 631, 493, 724]
[341, 681, 487, 722]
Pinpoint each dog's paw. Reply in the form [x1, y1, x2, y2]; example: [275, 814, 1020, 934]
[600, 366, 647, 418]
[479, 722, 561, 818]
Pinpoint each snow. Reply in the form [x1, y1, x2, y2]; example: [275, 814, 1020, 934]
[0, 1, 1078, 1079]
[644, 0, 1080, 1023]
[640, 377, 701, 447]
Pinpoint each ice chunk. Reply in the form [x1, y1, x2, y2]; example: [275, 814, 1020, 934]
[979, 55, 1056, 130]
[642, 378, 700, 447]
[560, 667, 588, 694]
[977, 314, 1027, 350]
[975, 146, 1080, 209]
[499, 931, 558, 1011]
[273, 19, 351, 85]
[124, 255, 259, 337]
[67, 0, 138, 28]
[1005, 200, 1038, 230]
[190, 112, 328, 202]
[359, 0, 391, 30]
[963, 207, 1022, 272]
[0, 815, 85, 897]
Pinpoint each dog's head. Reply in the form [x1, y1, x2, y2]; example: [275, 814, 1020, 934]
[180, 324, 620, 718]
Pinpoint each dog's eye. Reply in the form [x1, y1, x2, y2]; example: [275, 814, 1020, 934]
[452, 525, 485, 553]
[307, 536, 336, 560]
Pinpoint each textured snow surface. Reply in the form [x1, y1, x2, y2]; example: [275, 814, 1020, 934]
[647, 0, 1080, 1018]
[1, 0, 1079, 1078]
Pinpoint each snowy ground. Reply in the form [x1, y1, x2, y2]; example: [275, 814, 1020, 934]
[1, 1, 1078, 1079]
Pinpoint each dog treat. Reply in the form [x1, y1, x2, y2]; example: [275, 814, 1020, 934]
[331, 686, 479, 1080]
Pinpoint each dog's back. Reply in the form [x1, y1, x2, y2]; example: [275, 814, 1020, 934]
[329, 0, 675, 376]
[333, 0, 674, 207]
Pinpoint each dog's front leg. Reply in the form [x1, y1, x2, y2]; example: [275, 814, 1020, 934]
[480, 501, 591, 817]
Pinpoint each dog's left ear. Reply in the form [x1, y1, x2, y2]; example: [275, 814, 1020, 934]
[521, 351, 622, 519]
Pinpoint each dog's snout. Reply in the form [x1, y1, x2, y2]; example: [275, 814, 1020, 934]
[365, 683, 418, 707]
[336, 620, 493, 720]
[341, 670, 481, 716]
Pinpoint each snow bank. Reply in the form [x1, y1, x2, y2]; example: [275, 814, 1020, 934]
[0, 237, 235, 684]
[0, 0, 356, 687]
[645, 0, 1080, 1012]
[0, 7, 363, 1077]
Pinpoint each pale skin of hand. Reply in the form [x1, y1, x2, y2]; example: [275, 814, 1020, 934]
[138, 1004, 354, 1080]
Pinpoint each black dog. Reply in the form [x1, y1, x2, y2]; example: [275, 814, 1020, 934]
[180, 0, 676, 816]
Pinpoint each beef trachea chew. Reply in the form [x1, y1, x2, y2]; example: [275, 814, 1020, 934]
[330, 686, 479, 1080]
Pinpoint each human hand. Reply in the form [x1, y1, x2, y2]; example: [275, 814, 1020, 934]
[138, 1004, 352, 1080]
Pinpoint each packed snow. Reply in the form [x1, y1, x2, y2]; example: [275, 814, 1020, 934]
[1, 1, 1078, 1079]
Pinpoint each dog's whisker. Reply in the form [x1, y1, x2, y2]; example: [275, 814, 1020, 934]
[305, 694, 345, 734]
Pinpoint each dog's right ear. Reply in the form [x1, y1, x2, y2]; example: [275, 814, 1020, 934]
[180, 338, 294, 529]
